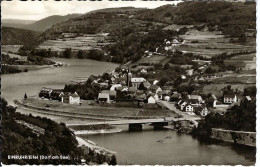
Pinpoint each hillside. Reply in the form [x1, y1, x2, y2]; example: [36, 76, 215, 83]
[135, 1, 256, 37]
[1, 19, 36, 29]
[23, 14, 82, 32]
[1, 27, 40, 45]
[87, 6, 146, 14]
[1, 99, 82, 165]
[19, 1, 256, 64]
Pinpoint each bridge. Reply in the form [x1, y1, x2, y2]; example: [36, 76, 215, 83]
[67, 117, 202, 131]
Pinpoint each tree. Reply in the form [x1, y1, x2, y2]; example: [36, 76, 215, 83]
[158, 77, 168, 87]
[63, 48, 72, 59]
[164, 63, 170, 70]
[138, 82, 147, 90]
[77, 50, 84, 59]
[109, 155, 117, 165]
[24, 93, 28, 99]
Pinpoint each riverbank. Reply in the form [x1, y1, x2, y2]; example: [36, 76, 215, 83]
[210, 128, 256, 147]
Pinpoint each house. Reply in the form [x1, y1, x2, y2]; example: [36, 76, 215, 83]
[39, 87, 53, 99]
[164, 96, 170, 101]
[131, 78, 146, 88]
[184, 104, 194, 112]
[143, 81, 151, 89]
[189, 95, 203, 103]
[50, 89, 63, 100]
[223, 93, 237, 104]
[195, 105, 210, 116]
[158, 90, 171, 100]
[140, 68, 148, 73]
[60, 92, 80, 104]
[245, 96, 252, 102]
[186, 69, 194, 76]
[114, 77, 127, 85]
[147, 95, 156, 104]
[181, 75, 186, 79]
[135, 94, 146, 102]
[178, 100, 187, 110]
[98, 93, 110, 103]
[101, 90, 117, 100]
[110, 84, 122, 91]
[128, 87, 138, 93]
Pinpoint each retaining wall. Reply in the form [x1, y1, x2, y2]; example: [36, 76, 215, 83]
[211, 128, 256, 147]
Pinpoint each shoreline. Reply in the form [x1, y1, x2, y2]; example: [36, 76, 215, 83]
[16, 99, 256, 148]
[76, 136, 117, 155]
[73, 128, 122, 135]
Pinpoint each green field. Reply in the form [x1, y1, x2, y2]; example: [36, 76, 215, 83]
[38, 33, 112, 52]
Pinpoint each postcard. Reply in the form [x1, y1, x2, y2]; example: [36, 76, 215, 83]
[1, 0, 256, 166]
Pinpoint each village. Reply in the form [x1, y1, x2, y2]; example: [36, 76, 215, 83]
[31, 36, 255, 122]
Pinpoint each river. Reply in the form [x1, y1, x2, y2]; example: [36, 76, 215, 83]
[1, 58, 256, 165]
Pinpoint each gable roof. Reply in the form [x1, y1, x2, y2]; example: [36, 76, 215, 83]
[129, 87, 138, 92]
[135, 94, 146, 100]
[189, 95, 202, 100]
[143, 81, 151, 88]
[60, 92, 79, 98]
[245, 96, 251, 101]
[224, 94, 236, 98]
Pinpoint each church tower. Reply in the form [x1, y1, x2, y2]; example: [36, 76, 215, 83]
[127, 66, 132, 88]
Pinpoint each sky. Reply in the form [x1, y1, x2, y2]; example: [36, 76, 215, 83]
[1, 0, 182, 21]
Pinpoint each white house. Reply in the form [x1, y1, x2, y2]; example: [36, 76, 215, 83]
[178, 100, 187, 111]
[98, 93, 110, 103]
[200, 107, 210, 116]
[223, 94, 237, 104]
[164, 96, 170, 101]
[185, 104, 194, 112]
[147, 96, 156, 104]
[131, 78, 146, 88]
[60, 92, 80, 104]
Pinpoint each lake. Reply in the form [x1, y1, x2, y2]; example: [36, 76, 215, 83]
[1, 58, 256, 165]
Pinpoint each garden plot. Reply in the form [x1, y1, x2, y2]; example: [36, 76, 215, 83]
[38, 34, 111, 52]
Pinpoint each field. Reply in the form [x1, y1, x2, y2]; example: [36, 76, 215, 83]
[178, 29, 255, 58]
[136, 55, 169, 65]
[38, 33, 112, 52]
[1, 45, 22, 53]
[21, 98, 175, 118]
[200, 83, 255, 96]
[224, 53, 256, 69]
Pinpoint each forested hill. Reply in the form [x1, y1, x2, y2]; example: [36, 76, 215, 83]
[23, 14, 82, 32]
[136, 1, 256, 36]
[20, 1, 255, 50]
[87, 6, 146, 14]
[2, 27, 40, 45]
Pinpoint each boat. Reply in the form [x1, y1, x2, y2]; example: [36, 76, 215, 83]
[156, 140, 166, 144]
